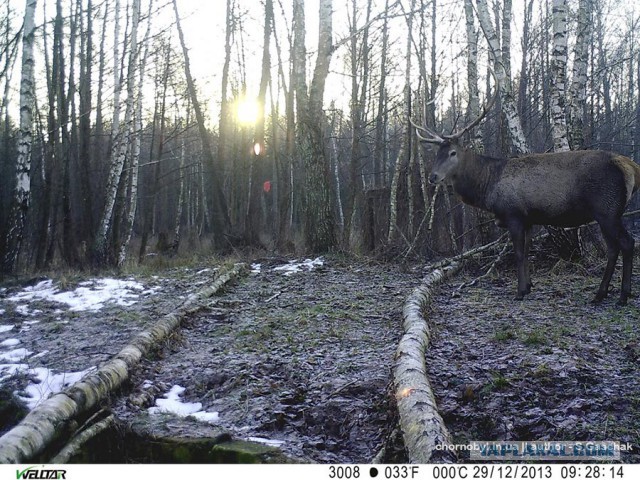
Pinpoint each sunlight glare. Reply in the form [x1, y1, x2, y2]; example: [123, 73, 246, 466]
[236, 98, 260, 125]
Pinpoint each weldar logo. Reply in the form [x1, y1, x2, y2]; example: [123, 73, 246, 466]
[16, 466, 67, 479]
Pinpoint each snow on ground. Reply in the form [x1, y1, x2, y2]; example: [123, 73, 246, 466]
[272, 257, 324, 276]
[0, 275, 160, 410]
[18, 366, 96, 409]
[0, 347, 32, 363]
[248, 436, 286, 447]
[0, 338, 20, 347]
[6, 278, 157, 313]
[148, 384, 220, 423]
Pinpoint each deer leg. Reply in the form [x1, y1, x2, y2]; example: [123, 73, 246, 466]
[509, 223, 528, 300]
[618, 226, 634, 306]
[594, 223, 620, 303]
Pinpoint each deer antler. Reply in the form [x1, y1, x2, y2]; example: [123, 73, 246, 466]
[410, 117, 445, 144]
[410, 98, 445, 144]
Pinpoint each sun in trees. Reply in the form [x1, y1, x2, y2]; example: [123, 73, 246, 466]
[236, 97, 260, 125]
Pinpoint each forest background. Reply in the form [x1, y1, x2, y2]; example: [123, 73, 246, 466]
[1, 0, 639, 273]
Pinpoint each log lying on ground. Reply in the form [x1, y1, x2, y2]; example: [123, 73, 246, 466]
[0, 263, 246, 464]
[394, 262, 462, 463]
[394, 237, 515, 463]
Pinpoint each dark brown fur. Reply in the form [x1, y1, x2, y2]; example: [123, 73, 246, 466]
[429, 141, 640, 305]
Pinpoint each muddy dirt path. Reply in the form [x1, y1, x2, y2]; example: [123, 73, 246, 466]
[112, 257, 421, 463]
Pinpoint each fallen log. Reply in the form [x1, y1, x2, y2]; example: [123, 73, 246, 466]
[0, 263, 246, 464]
[394, 263, 461, 463]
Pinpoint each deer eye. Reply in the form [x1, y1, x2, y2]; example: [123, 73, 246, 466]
[449, 150, 457, 157]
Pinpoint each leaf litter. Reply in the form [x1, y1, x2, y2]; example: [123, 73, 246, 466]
[116, 256, 421, 463]
[426, 264, 640, 463]
[1, 256, 421, 463]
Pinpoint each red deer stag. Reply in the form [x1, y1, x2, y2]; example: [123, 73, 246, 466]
[413, 102, 640, 305]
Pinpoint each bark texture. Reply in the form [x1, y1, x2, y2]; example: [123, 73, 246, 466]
[2, 0, 38, 273]
[550, 0, 570, 152]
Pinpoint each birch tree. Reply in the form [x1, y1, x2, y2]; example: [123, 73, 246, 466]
[118, 0, 153, 267]
[388, 0, 415, 244]
[474, 0, 529, 154]
[373, 0, 390, 188]
[550, 0, 570, 152]
[2, 0, 37, 274]
[345, 0, 371, 247]
[464, 0, 480, 147]
[569, 0, 591, 150]
[93, 0, 129, 265]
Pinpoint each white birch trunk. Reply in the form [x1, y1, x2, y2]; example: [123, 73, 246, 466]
[550, 0, 570, 152]
[93, 0, 125, 263]
[172, 136, 186, 252]
[117, 0, 150, 267]
[569, 0, 591, 149]
[475, 0, 530, 154]
[331, 132, 345, 232]
[2, 0, 37, 273]
[464, 0, 481, 148]
[387, 144, 405, 244]
[501, 0, 512, 81]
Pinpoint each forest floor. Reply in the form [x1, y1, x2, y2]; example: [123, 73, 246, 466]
[428, 261, 640, 463]
[0, 255, 420, 463]
[1, 253, 639, 463]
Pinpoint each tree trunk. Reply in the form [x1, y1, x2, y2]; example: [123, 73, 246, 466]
[246, 0, 273, 245]
[373, 0, 390, 188]
[388, 0, 415, 245]
[78, 0, 94, 247]
[475, 0, 529, 155]
[93, 0, 126, 265]
[2, 0, 37, 274]
[172, 136, 186, 253]
[118, 0, 152, 267]
[298, 0, 337, 252]
[569, 0, 591, 150]
[464, 0, 480, 146]
[218, 0, 233, 182]
[501, 0, 512, 82]
[173, 0, 230, 248]
[550, 0, 570, 152]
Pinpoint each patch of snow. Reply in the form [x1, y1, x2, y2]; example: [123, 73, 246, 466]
[0, 348, 33, 362]
[16, 366, 95, 409]
[196, 268, 212, 275]
[15, 305, 33, 316]
[0, 309, 5, 315]
[7, 277, 154, 312]
[0, 363, 28, 383]
[250, 263, 262, 274]
[248, 436, 285, 447]
[148, 384, 220, 423]
[0, 325, 14, 333]
[0, 338, 20, 348]
[273, 257, 324, 276]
